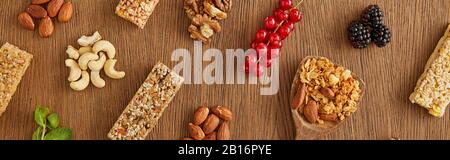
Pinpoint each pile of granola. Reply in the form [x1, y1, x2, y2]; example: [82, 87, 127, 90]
[296, 57, 362, 124]
[184, 0, 232, 44]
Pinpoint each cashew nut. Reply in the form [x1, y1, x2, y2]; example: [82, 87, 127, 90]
[77, 31, 102, 47]
[104, 59, 125, 79]
[66, 45, 79, 60]
[93, 40, 116, 59]
[65, 59, 82, 82]
[78, 52, 99, 70]
[70, 71, 90, 91]
[90, 70, 105, 88]
[88, 52, 107, 71]
[78, 46, 93, 55]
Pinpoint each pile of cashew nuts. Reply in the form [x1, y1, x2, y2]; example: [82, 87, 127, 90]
[65, 31, 125, 91]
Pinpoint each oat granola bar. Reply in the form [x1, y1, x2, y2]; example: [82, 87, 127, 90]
[108, 62, 184, 140]
[410, 24, 450, 117]
[115, 0, 159, 29]
[0, 43, 33, 117]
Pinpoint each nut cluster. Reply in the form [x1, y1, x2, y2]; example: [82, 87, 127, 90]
[182, 106, 233, 140]
[18, 0, 74, 38]
[292, 57, 362, 124]
[65, 31, 125, 91]
[183, 0, 232, 44]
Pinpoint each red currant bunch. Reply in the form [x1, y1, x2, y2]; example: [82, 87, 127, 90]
[245, 0, 304, 77]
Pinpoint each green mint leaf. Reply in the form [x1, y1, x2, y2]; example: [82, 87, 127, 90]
[34, 106, 49, 127]
[44, 128, 72, 140]
[32, 127, 43, 140]
[47, 113, 60, 129]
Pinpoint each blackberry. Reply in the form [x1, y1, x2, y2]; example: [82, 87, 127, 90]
[372, 24, 391, 47]
[361, 5, 384, 28]
[348, 21, 371, 49]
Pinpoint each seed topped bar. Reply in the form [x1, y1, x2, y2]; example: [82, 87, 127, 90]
[410, 24, 450, 117]
[0, 43, 33, 117]
[115, 0, 160, 29]
[108, 62, 184, 140]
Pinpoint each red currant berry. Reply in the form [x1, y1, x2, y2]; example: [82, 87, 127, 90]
[283, 21, 295, 31]
[274, 9, 289, 21]
[289, 9, 303, 22]
[277, 25, 291, 39]
[245, 53, 258, 73]
[264, 16, 278, 30]
[255, 29, 270, 42]
[279, 0, 293, 10]
[255, 43, 268, 55]
[270, 40, 283, 48]
[262, 58, 272, 68]
[268, 47, 281, 59]
[250, 64, 265, 77]
[268, 33, 281, 43]
[251, 40, 258, 49]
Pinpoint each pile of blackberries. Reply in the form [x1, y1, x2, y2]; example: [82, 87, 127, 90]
[348, 5, 391, 49]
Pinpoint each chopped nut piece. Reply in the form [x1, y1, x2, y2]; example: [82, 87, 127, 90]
[214, 0, 232, 12]
[115, 0, 159, 29]
[203, 0, 227, 20]
[107, 62, 184, 140]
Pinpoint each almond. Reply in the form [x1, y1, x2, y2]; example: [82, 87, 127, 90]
[58, 1, 73, 23]
[211, 106, 233, 121]
[319, 113, 338, 122]
[31, 0, 51, 4]
[188, 123, 205, 140]
[203, 132, 217, 140]
[217, 122, 230, 140]
[47, 0, 64, 17]
[18, 12, 35, 31]
[320, 87, 335, 99]
[26, 5, 47, 19]
[202, 114, 220, 134]
[303, 100, 319, 123]
[38, 16, 54, 38]
[193, 106, 209, 125]
[292, 83, 307, 109]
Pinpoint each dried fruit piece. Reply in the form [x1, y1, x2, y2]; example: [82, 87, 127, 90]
[188, 123, 205, 140]
[58, 2, 74, 23]
[292, 83, 306, 109]
[217, 122, 230, 140]
[211, 106, 233, 121]
[202, 114, 220, 134]
[303, 101, 318, 123]
[193, 106, 209, 125]
[47, 0, 64, 17]
[18, 12, 35, 31]
[26, 5, 48, 19]
[38, 16, 54, 38]
[32, 0, 51, 4]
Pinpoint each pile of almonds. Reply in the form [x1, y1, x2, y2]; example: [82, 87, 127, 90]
[182, 106, 233, 140]
[18, 0, 74, 38]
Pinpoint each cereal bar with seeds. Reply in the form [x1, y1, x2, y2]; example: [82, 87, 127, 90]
[410, 24, 450, 117]
[108, 62, 184, 140]
[115, 0, 160, 29]
[0, 43, 33, 117]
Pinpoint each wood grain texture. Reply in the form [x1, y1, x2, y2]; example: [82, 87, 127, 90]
[0, 0, 449, 140]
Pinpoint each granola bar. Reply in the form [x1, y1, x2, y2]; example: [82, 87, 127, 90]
[410, 24, 450, 117]
[0, 43, 33, 117]
[108, 62, 184, 140]
[115, 0, 159, 29]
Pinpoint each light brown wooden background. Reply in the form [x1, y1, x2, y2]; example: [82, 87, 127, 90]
[0, 0, 449, 140]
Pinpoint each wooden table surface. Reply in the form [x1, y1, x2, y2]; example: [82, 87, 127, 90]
[0, 0, 449, 140]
